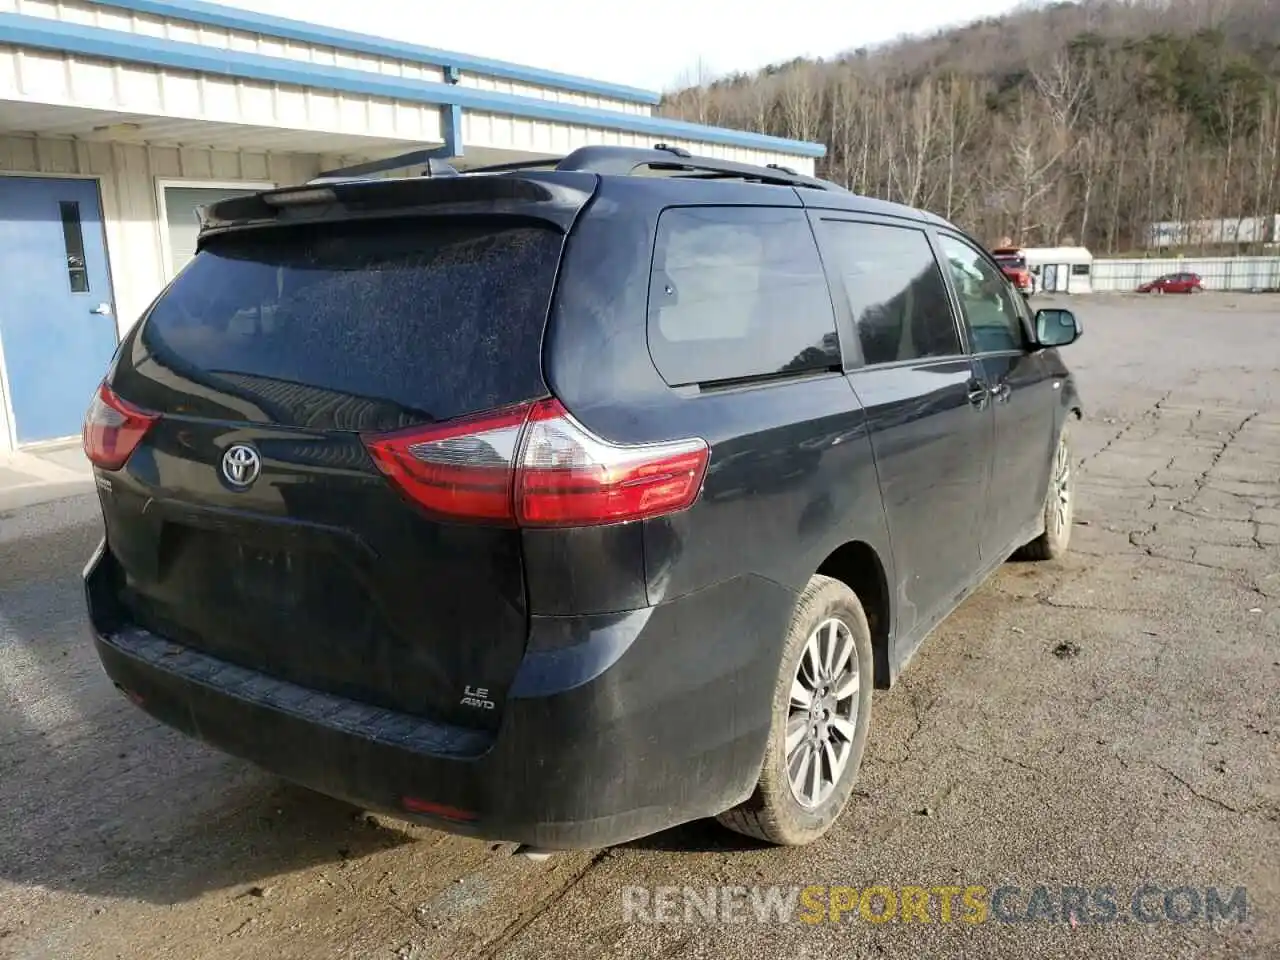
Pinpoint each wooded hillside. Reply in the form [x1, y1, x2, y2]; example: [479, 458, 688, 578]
[662, 0, 1280, 253]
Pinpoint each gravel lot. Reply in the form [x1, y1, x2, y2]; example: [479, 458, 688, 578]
[1, 293, 1277, 960]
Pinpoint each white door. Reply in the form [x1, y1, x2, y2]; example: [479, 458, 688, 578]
[163, 185, 261, 278]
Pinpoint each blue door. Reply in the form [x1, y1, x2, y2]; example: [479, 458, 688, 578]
[0, 176, 119, 444]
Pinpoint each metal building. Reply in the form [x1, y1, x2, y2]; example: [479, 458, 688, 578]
[0, 0, 825, 452]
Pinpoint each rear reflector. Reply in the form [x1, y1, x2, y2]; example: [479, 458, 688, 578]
[113, 682, 145, 706]
[83, 382, 159, 471]
[363, 399, 709, 527]
[401, 796, 477, 822]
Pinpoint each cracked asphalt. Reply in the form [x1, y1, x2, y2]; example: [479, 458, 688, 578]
[1, 294, 1277, 960]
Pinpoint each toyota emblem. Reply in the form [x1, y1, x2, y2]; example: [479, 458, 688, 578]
[221, 443, 262, 488]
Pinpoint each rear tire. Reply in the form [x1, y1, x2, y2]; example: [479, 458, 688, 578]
[1019, 428, 1074, 561]
[716, 575, 873, 846]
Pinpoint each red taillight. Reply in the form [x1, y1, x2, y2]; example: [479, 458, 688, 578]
[363, 403, 530, 522]
[516, 399, 709, 526]
[82, 383, 158, 471]
[362, 399, 709, 527]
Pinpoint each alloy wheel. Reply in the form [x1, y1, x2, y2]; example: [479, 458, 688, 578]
[1050, 437, 1072, 536]
[786, 618, 861, 809]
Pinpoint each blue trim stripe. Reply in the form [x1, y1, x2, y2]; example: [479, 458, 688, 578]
[84, 0, 663, 106]
[0, 14, 827, 158]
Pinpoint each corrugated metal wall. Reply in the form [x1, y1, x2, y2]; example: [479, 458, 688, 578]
[0, 135, 319, 330]
[2, 0, 652, 116]
[1090, 257, 1280, 293]
[0, 41, 447, 150]
[460, 111, 817, 175]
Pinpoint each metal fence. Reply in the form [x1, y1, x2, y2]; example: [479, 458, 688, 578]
[1089, 256, 1280, 293]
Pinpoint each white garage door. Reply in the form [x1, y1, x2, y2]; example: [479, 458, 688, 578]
[163, 186, 261, 277]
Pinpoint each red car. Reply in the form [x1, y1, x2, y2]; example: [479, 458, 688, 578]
[1138, 272, 1204, 294]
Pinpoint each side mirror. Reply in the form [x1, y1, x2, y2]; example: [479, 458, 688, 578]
[1035, 308, 1082, 347]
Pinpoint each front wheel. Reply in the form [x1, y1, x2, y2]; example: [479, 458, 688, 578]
[716, 575, 874, 846]
[1019, 428, 1074, 560]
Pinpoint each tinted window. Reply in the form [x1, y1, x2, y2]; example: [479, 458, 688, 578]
[1071, 263, 1091, 276]
[59, 201, 90, 293]
[647, 206, 839, 385]
[938, 235, 1026, 354]
[818, 220, 960, 366]
[139, 219, 562, 428]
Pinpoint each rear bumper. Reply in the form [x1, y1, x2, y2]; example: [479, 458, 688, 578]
[85, 540, 796, 849]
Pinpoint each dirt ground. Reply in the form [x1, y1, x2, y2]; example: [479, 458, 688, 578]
[2, 293, 1277, 960]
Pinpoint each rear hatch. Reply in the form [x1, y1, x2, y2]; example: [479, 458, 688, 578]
[95, 176, 593, 730]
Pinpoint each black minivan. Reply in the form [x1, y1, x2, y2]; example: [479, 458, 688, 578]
[82, 145, 1082, 848]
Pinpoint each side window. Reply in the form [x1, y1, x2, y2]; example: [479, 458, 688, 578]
[938, 235, 1026, 354]
[647, 206, 839, 385]
[818, 219, 960, 366]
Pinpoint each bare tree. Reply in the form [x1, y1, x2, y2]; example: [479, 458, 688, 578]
[994, 97, 1074, 242]
[939, 76, 984, 221]
[886, 82, 939, 207]
[777, 65, 822, 143]
[657, 0, 1280, 254]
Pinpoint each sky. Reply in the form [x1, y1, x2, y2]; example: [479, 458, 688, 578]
[221, 0, 1032, 94]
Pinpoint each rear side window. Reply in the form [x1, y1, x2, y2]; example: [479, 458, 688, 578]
[140, 218, 561, 426]
[647, 206, 840, 385]
[818, 220, 960, 365]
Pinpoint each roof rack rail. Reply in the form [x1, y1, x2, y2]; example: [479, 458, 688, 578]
[551, 145, 845, 191]
[311, 150, 460, 182]
[310, 143, 844, 192]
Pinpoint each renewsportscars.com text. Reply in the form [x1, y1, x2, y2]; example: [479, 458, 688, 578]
[621, 884, 1248, 926]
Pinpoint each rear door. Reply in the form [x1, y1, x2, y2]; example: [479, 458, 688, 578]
[813, 214, 991, 642]
[936, 233, 1057, 561]
[100, 210, 574, 730]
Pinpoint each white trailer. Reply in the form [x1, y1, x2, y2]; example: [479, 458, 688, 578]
[1023, 247, 1095, 294]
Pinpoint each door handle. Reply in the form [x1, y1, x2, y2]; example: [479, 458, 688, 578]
[992, 382, 1012, 403]
[966, 381, 990, 409]
[90, 303, 113, 316]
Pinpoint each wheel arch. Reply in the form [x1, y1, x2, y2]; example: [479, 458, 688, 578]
[815, 540, 892, 689]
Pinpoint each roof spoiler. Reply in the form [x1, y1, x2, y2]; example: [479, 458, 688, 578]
[197, 174, 594, 237]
